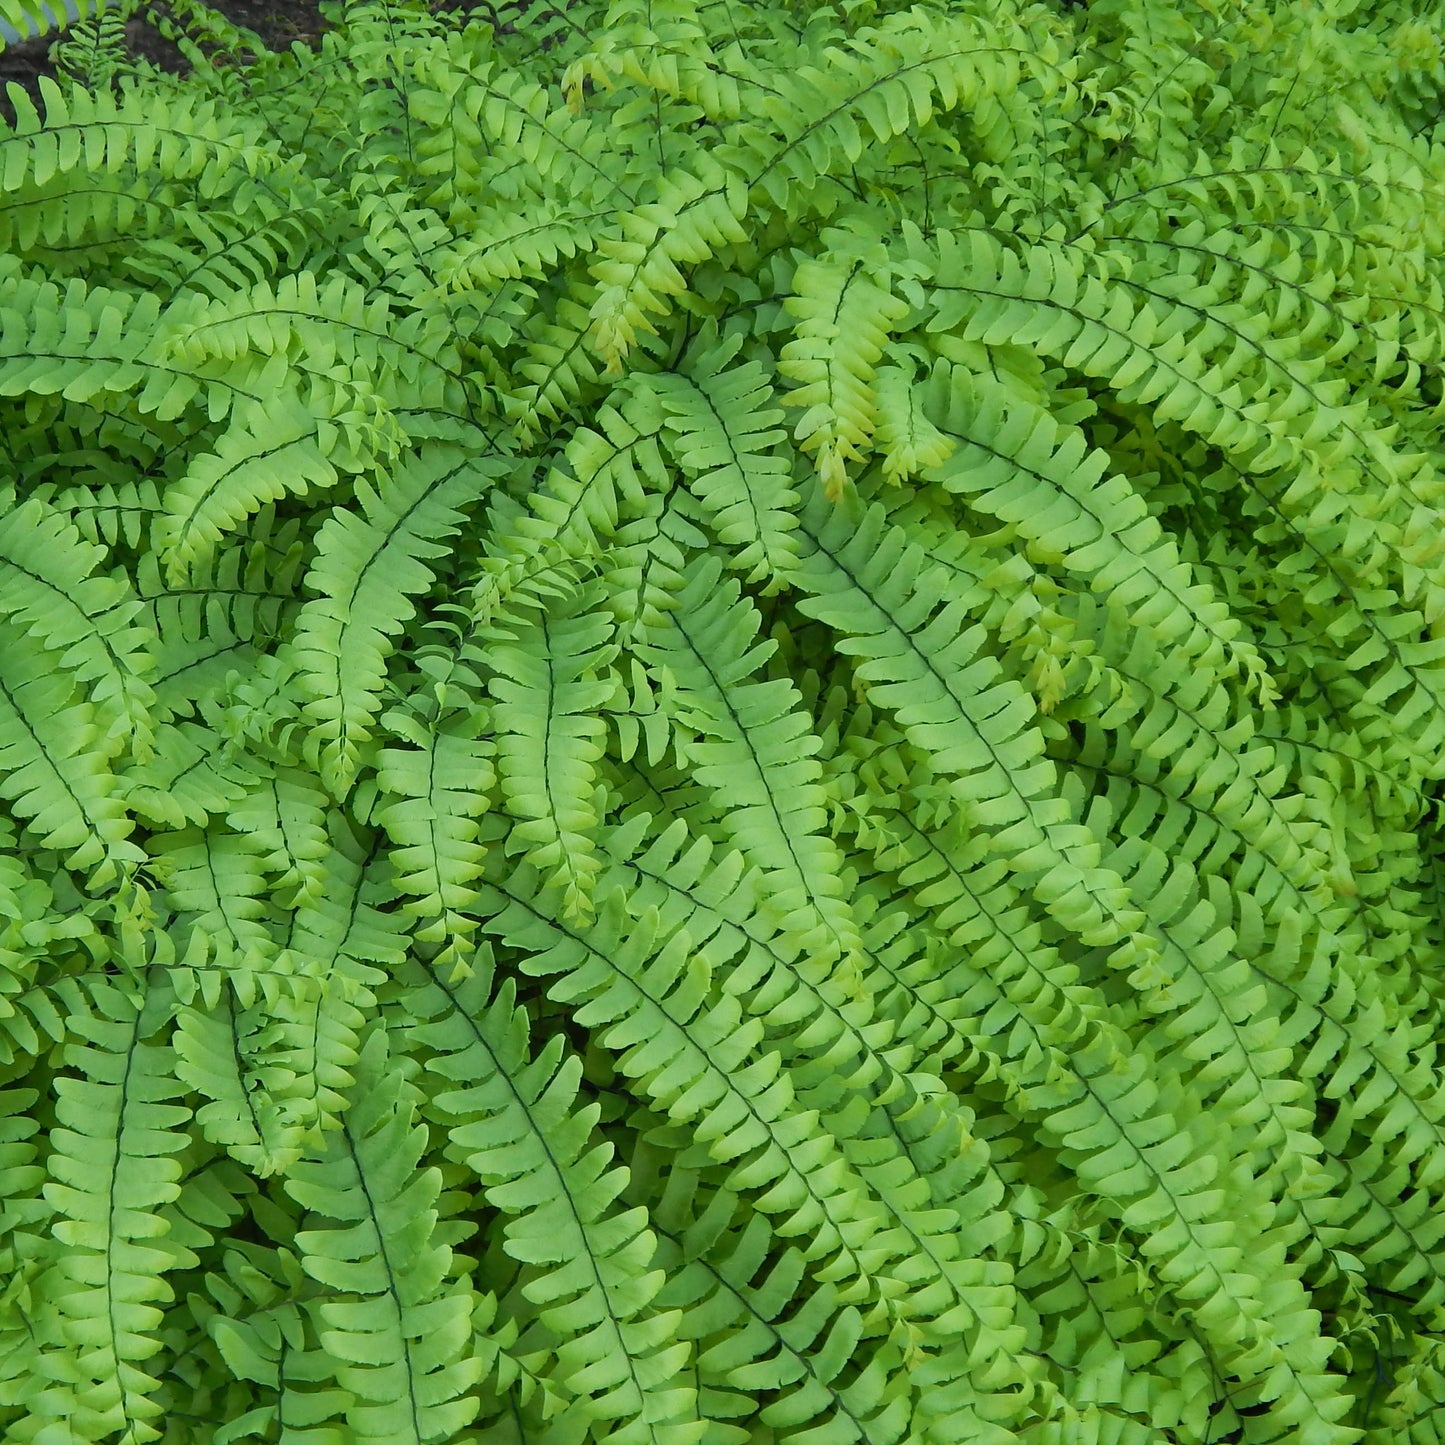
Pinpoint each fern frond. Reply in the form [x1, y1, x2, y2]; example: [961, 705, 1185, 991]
[777, 245, 912, 502]
[457, 379, 669, 643]
[171, 990, 314, 1178]
[487, 582, 616, 924]
[374, 701, 495, 958]
[916, 357, 1278, 703]
[638, 552, 864, 976]
[501, 292, 611, 450]
[285, 444, 503, 797]
[276, 810, 404, 1138]
[0, 0, 105, 44]
[152, 392, 341, 587]
[28, 975, 191, 1445]
[584, 154, 750, 377]
[0, 486, 158, 763]
[475, 854, 912, 1315]
[850, 792, 1360, 1443]
[143, 822, 293, 1009]
[410, 56, 635, 223]
[401, 943, 701, 1443]
[791, 484, 1146, 959]
[223, 764, 332, 913]
[115, 722, 260, 832]
[599, 806, 1045, 1424]
[0, 614, 146, 889]
[1, 70, 284, 187]
[649, 323, 803, 591]
[48, 6, 132, 94]
[871, 351, 957, 487]
[644, 1161, 920, 1445]
[431, 195, 600, 292]
[284, 1027, 484, 1445]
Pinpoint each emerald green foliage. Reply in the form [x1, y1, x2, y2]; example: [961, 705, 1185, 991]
[2, 0, 1445, 1439]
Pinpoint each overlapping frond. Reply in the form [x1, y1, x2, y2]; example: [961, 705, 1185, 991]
[0, 613, 145, 889]
[649, 324, 802, 590]
[790, 483, 1146, 960]
[0, 487, 157, 761]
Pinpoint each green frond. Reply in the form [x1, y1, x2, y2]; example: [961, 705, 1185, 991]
[116, 721, 265, 832]
[279, 809, 407, 999]
[474, 854, 911, 1311]
[171, 991, 314, 1178]
[0, 486, 157, 763]
[649, 322, 802, 591]
[418, 46, 635, 208]
[152, 393, 342, 587]
[0, 0, 105, 44]
[777, 244, 912, 502]
[501, 292, 611, 451]
[223, 765, 332, 913]
[137, 508, 308, 723]
[0, 1080, 47, 1418]
[154, 267, 471, 443]
[741, 8, 1034, 213]
[275, 811, 404, 1139]
[0, 258, 161, 406]
[374, 701, 495, 958]
[401, 943, 702, 1444]
[597, 807, 1044, 1426]
[284, 1028, 484, 1445]
[143, 822, 295, 1009]
[584, 154, 750, 378]
[790, 483, 1146, 959]
[197, 1238, 353, 1444]
[285, 444, 503, 797]
[430, 196, 600, 292]
[49, 7, 145, 100]
[33, 475, 167, 555]
[486, 582, 616, 924]
[871, 352, 957, 487]
[646, 1163, 919, 1445]
[449, 380, 670, 652]
[851, 790, 1362, 1442]
[25, 974, 191, 1445]
[0, 613, 146, 889]
[638, 551, 864, 976]
[913, 355, 1278, 703]
[0, 70, 284, 190]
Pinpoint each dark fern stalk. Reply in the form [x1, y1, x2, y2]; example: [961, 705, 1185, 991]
[0, 0, 1444, 1442]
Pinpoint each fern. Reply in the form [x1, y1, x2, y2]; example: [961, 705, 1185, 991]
[400, 943, 694, 1441]
[283, 1027, 484, 1444]
[2, 0, 1445, 1442]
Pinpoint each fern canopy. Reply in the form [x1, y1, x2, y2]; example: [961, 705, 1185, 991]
[2, 0, 1445, 1442]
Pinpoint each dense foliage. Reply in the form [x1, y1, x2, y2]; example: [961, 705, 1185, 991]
[2, 0, 1445, 1441]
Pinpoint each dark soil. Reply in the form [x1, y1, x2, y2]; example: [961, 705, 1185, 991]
[0, 0, 532, 128]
